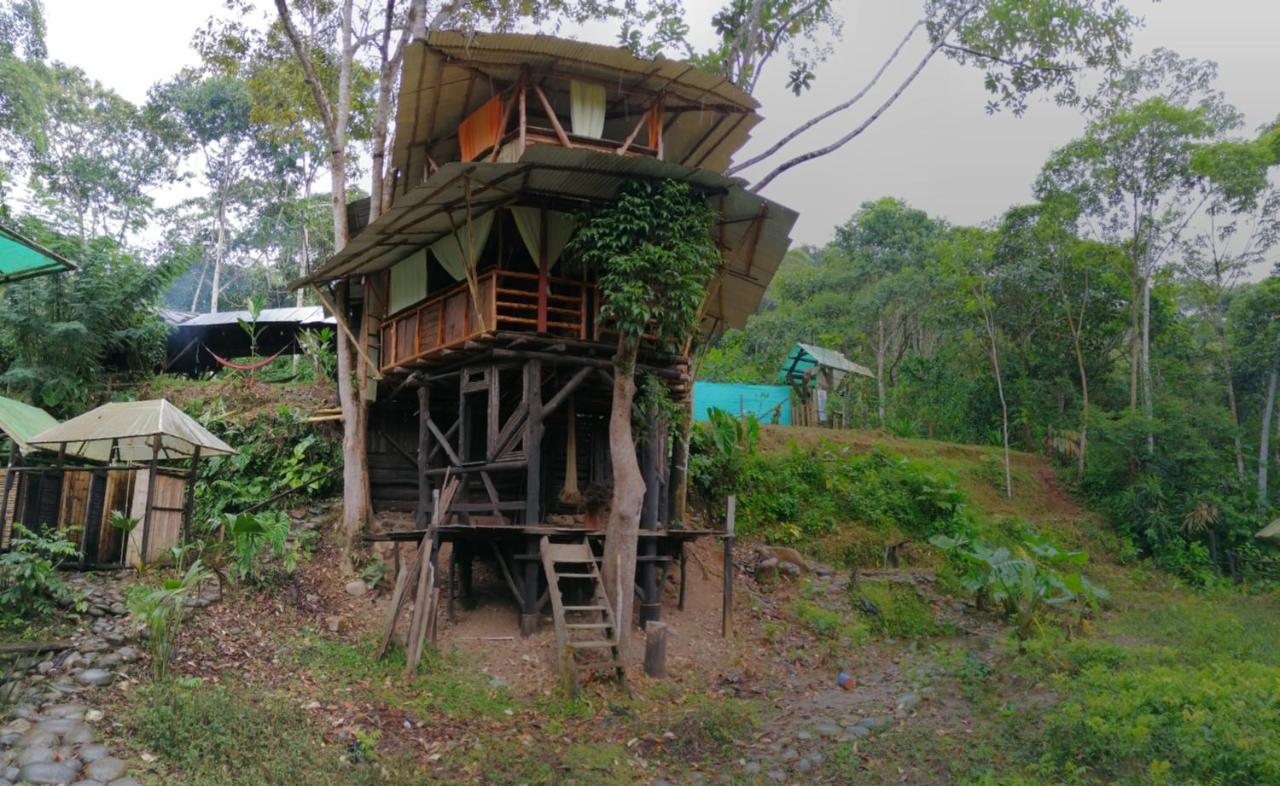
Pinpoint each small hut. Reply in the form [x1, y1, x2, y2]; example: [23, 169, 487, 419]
[779, 343, 874, 428]
[1, 400, 235, 568]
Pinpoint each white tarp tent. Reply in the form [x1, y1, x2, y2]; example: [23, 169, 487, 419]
[27, 399, 236, 463]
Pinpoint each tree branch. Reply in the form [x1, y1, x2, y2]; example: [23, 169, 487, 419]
[273, 0, 338, 147]
[941, 43, 1076, 73]
[728, 18, 922, 176]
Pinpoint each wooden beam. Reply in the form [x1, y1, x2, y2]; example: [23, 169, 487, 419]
[524, 359, 543, 526]
[426, 418, 463, 466]
[310, 284, 383, 380]
[542, 365, 592, 419]
[532, 84, 572, 148]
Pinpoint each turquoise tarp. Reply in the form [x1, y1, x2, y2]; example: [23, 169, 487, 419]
[693, 382, 791, 425]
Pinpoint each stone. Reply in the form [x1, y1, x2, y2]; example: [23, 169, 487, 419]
[16, 745, 55, 767]
[813, 720, 840, 737]
[95, 653, 122, 669]
[79, 744, 109, 763]
[103, 632, 126, 647]
[17, 761, 79, 784]
[488, 676, 508, 689]
[64, 724, 96, 745]
[769, 546, 811, 571]
[77, 669, 113, 687]
[116, 647, 140, 663]
[777, 560, 802, 578]
[80, 639, 109, 654]
[755, 557, 779, 581]
[109, 603, 127, 616]
[325, 615, 346, 634]
[85, 757, 126, 782]
[1, 719, 31, 736]
[796, 758, 812, 773]
[345, 579, 368, 597]
[766, 770, 786, 783]
[896, 692, 920, 713]
[42, 703, 86, 720]
[71, 781, 104, 786]
[845, 725, 870, 739]
[857, 716, 887, 731]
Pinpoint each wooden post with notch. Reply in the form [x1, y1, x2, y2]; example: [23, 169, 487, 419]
[722, 495, 735, 638]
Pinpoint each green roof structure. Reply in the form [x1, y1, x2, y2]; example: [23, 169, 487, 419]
[778, 342, 874, 388]
[0, 396, 60, 455]
[0, 224, 76, 284]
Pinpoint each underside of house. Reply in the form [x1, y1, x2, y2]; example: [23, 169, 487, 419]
[295, 31, 798, 638]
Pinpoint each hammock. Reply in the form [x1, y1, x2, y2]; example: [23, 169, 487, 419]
[210, 347, 287, 371]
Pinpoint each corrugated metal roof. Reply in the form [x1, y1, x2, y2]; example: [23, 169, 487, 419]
[178, 307, 334, 328]
[391, 33, 759, 192]
[28, 399, 236, 463]
[0, 396, 60, 455]
[295, 146, 797, 333]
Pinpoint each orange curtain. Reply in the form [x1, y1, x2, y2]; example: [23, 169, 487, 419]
[459, 95, 504, 162]
[646, 104, 663, 151]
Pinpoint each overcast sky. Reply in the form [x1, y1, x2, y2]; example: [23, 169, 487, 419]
[42, 0, 1280, 248]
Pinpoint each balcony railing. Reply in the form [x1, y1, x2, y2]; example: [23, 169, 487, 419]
[379, 269, 597, 372]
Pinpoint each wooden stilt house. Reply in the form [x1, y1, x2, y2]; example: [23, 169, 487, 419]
[293, 32, 798, 638]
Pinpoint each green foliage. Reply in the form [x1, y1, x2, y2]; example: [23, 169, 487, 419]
[124, 681, 406, 786]
[565, 178, 720, 352]
[854, 582, 941, 638]
[126, 560, 210, 681]
[722, 443, 971, 545]
[688, 408, 760, 523]
[222, 510, 294, 584]
[931, 533, 1107, 640]
[0, 523, 80, 621]
[1040, 660, 1280, 784]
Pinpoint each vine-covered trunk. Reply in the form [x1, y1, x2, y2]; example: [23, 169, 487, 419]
[1217, 323, 1246, 482]
[875, 318, 887, 429]
[1141, 272, 1154, 455]
[602, 337, 644, 652]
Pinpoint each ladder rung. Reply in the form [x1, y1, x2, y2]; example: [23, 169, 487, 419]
[563, 605, 608, 612]
[567, 622, 612, 630]
[554, 570, 596, 578]
[568, 639, 618, 649]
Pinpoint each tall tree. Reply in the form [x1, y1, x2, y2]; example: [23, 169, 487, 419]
[565, 179, 720, 649]
[1037, 50, 1239, 455]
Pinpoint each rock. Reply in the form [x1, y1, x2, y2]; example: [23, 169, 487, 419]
[64, 724, 95, 745]
[488, 676, 508, 689]
[344, 579, 368, 597]
[95, 653, 122, 669]
[766, 770, 786, 783]
[325, 615, 347, 634]
[103, 632, 126, 647]
[755, 557, 779, 581]
[108, 779, 142, 786]
[896, 692, 920, 713]
[796, 758, 812, 773]
[17, 761, 79, 784]
[1, 719, 31, 736]
[769, 546, 811, 571]
[109, 603, 127, 616]
[16, 745, 55, 767]
[814, 720, 840, 737]
[77, 669, 113, 687]
[70, 780, 104, 786]
[85, 757, 126, 782]
[42, 703, 86, 720]
[80, 639, 109, 654]
[79, 743, 109, 763]
[845, 724, 870, 739]
[116, 647, 140, 663]
[857, 716, 887, 731]
[777, 560, 802, 578]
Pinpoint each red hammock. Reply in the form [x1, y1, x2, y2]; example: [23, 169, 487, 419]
[210, 347, 288, 371]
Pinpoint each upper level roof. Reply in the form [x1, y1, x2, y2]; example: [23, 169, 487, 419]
[390, 31, 760, 193]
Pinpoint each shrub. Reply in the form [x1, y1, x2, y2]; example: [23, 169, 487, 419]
[854, 582, 941, 638]
[126, 560, 209, 681]
[1042, 660, 1280, 784]
[0, 523, 81, 622]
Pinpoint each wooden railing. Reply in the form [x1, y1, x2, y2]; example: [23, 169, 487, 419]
[379, 269, 597, 372]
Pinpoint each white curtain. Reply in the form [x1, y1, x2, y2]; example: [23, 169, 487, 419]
[431, 211, 495, 281]
[569, 80, 605, 138]
[511, 207, 576, 269]
[388, 249, 428, 313]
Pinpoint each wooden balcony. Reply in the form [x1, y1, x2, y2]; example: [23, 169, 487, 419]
[379, 269, 598, 373]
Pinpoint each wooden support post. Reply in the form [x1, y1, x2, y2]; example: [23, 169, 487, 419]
[520, 534, 540, 637]
[181, 446, 201, 565]
[139, 435, 161, 567]
[644, 620, 668, 678]
[722, 495, 735, 638]
[639, 412, 661, 625]
[524, 359, 543, 527]
[487, 365, 500, 460]
[1, 445, 16, 548]
[678, 543, 687, 611]
[417, 383, 431, 532]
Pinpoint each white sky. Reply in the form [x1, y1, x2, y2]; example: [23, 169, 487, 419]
[41, 0, 1280, 248]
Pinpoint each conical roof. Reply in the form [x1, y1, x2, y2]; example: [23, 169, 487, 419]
[27, 399, 235, 463]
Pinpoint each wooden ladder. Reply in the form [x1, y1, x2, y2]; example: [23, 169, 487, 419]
[540, 536, 625, 696]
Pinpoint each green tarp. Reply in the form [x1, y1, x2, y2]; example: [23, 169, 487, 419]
[0, 224, 75, 284]
[693, 382, 792, 425]
[778, 342, 874, 387]
[0, 396, 60, 455]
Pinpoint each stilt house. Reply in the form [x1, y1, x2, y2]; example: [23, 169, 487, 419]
[294, 32, 798, 636]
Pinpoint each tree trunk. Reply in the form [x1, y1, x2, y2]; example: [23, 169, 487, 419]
[1070, 329, 1089, 484]
[982, 307, 1012, 499]
[1258, 360, 1277, 509]
[335, 281, 369, 556]
[601, 337, 644, 653]
[670, 392, 692, 525]
[1129, 274, 1139, 412]
[211, 193, 227, 313]
[1217, 322, 1245, 482]
[1141, 272, 1154, 455]
[875, 318, 886, 430]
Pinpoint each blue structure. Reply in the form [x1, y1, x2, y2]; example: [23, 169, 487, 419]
[693, 382, 792, 425]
